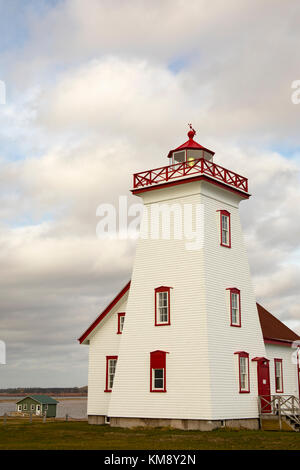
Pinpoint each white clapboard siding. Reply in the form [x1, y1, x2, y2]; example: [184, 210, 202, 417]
[107, 180, 266, 420]
[87, 295, 128, 416]
[265, 344, 299, 396]
[202, 183, 266, 419]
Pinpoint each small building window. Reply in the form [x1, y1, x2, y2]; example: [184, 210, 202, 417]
[17, 404, 22, 412]
[31, 404, 35, 411]
[23, 404, 27, 411]
[155, 286, 171, 326]
[218, 210, 231, 248]
[117, 313, 125, 334]
[274, 359, 283, 393]
[105, 356, 118, 392]
[150, 350, 168, 392]
[227, 288, 241, 327]
[234, 351, 250, 393]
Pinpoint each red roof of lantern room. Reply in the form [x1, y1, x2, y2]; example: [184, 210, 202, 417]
[167, 125, 215, 159]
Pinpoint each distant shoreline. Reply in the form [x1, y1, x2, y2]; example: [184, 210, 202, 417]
[0, 397, 87, 403]
[0, 394, 87, 397]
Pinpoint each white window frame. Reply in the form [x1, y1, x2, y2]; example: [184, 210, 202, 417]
[221, 214, 229, 246]
[239, 356, 249, 392]
[31, 404, 35, 411]
[23, 404, 27, 411]
[108, 358, 117, 390]
[152, 368, 165, 391]
[172, 150, 186, 165]
[119, 315, 125, 332]
[231, 292, 240, 326]
[275, 359, 283, 393]
[17, 404, 22, 412]
[157, 291, 169, 324]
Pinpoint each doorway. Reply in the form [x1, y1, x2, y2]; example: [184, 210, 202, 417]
[255, 358, 271, 413]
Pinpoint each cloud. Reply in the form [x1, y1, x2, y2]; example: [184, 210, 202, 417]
[0, 0, 299, 386]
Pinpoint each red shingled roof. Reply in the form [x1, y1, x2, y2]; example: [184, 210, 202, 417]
[167, 137, 215, 159]
[257, 302, 300, 345]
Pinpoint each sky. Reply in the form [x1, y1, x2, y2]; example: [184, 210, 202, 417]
[0, 0, 300, 387]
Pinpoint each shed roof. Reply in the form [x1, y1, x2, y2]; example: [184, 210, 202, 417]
[16, 395, 58, 404]
[257, 303, 300, 345]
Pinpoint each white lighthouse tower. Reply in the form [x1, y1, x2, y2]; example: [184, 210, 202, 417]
[79, 126, 300, 430]
[109, 125, 266, 429]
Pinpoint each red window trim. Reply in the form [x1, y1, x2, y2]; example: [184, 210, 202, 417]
[274, 358, 284, 393]
[150, 350, 168, 393]
[234, 351, 250, 393]
[104, 355, 118, 393]
[117, 312, 126, 334]
[227, 288, 241, 327]
[217, 210, 231, 248]
[154, 286, 172, 326]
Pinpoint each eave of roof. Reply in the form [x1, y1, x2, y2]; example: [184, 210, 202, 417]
[78, 281, 131, 344]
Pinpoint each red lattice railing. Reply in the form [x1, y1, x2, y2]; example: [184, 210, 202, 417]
[133, 158, 248, 192]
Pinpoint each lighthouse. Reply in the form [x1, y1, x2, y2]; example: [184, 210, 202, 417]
[79, 127, 300, 430]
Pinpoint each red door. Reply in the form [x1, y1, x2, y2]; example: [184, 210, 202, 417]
[257, 359, 271, 413]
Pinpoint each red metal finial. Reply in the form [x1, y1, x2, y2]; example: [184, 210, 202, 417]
[187, 123, 196, 140]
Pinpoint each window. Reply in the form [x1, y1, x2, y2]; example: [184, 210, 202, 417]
[45, 404, 48, 410]
[105, 356, 118, 392]
[117, 313, 125, 334]
[150, 350, 168, 392]
[155, 286, 171, 326]
[30, 404, 35, 411]
[234, 351, 250, 393]
[187, 155, 196, 167]
[274, 359, 283, 393]
[227, 288, 241, 327]
[23, 404, 27, 411]
[153, 369, 164, 390]
[172, 150, 186, 165]
[17, 405, 22, 412]
[218, 210, 231, 248]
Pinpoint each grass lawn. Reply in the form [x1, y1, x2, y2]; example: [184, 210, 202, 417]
[0, 418, 299, 450]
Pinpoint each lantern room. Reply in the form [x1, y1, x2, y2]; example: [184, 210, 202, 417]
[167, 124, 214, 165]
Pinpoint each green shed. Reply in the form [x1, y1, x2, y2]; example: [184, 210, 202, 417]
[16, 395, 59, 418]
